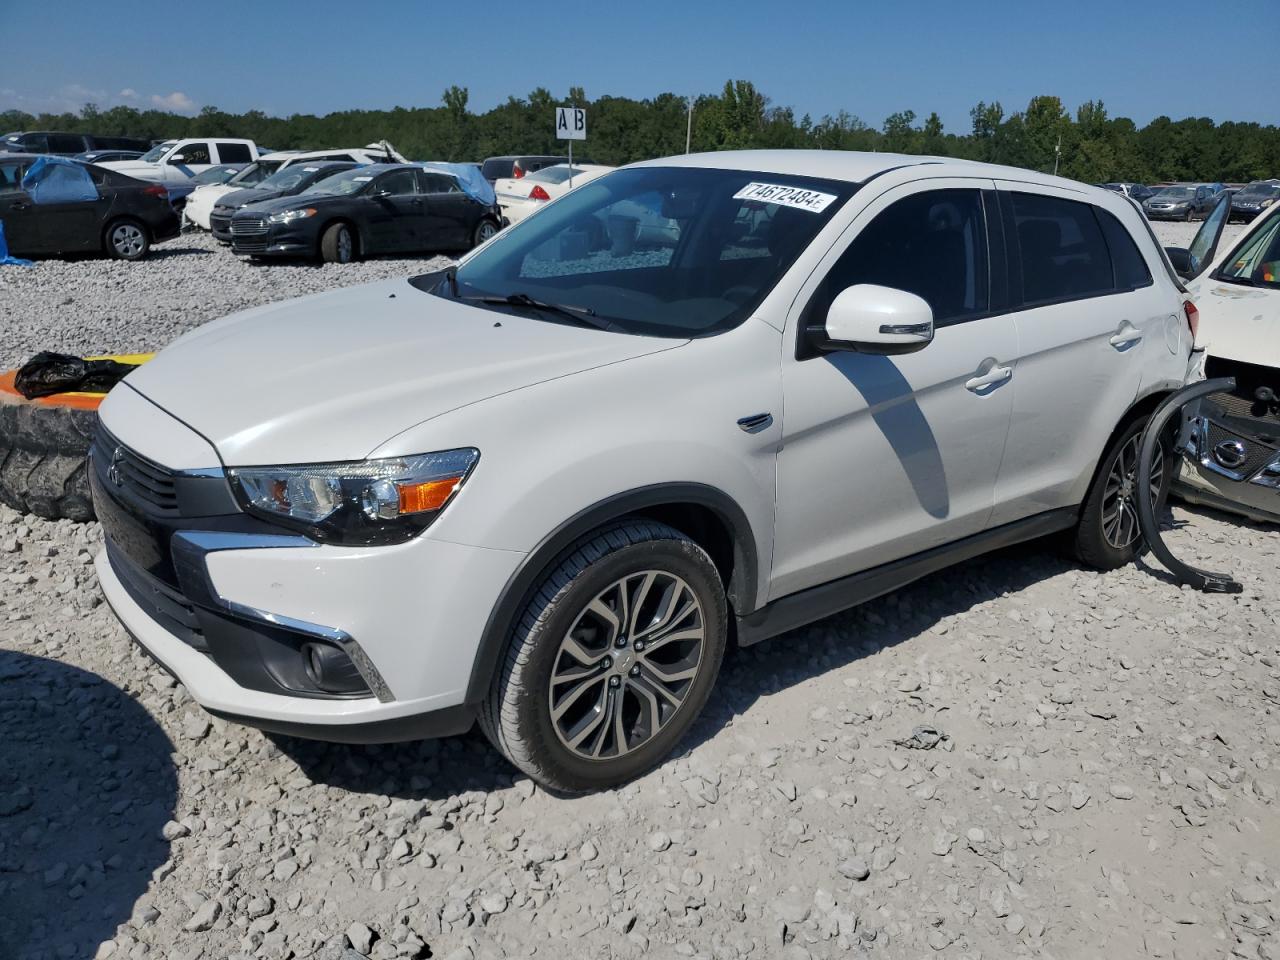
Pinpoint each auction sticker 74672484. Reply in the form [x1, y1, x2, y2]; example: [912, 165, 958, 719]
[732, 182, 837, 213]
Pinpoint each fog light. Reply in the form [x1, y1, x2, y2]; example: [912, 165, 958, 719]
[301, 641, 369, 695]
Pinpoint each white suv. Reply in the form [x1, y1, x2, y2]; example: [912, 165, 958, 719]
[93, 151, 1194, 792]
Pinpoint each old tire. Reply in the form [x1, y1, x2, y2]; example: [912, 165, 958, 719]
[320, 222, 356, 263]
[479, 520, 728, 794]
[106, 219, 150, 261]
[1070, 414, 1171, 571]
[0, 392, 95, 521]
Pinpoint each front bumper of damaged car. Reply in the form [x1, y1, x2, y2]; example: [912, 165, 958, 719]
[1171, 399, 1280, 525]
[90, 414, 523, 743]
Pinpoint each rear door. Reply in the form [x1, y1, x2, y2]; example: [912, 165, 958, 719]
[0, 161, 42, 252]
[363, 169, 424, 253]
[421, 171, 473, 248]
[988, 182, 1169, 525]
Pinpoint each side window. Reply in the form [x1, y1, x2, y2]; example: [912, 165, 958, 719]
[419, 173, 456, 194]
[48, 134, 85, 154]
[321, 154, 355, 162]
[216, 142, 251, 164]
[0, 163, 25, 192]
[20, 133, 49, 152]
[1010, 192, 1112, 304]
[376, 170, 418, 196]
[808, 188, 989, 328]
[1096, 209, 1152, 290]
[175, 142, 211, 164]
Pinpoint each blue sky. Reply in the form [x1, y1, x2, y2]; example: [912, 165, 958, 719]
[3, 0, 1274, 132]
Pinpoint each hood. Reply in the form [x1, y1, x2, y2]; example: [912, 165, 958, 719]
[216, 186, 285, 210]
[190, 183, 235, 203]
[99, 160, 162, 176]
[1190, 279, 1280, 369]
[241, 192, 346, 215]
[123, 278, 683, 465]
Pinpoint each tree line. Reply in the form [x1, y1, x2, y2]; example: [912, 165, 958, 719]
[4, 81, 1277, 184]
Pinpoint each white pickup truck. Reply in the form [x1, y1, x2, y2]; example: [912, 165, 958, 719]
[100, 138, 260, 184]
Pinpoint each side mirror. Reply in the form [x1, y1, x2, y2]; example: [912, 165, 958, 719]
[1164, 246, 1193, 279]
[814, 284, 934, 355]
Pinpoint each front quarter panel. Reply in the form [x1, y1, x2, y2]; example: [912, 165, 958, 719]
[369, 320, 784, 614]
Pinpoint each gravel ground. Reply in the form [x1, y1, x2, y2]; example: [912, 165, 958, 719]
[2, 220, 1278, 960]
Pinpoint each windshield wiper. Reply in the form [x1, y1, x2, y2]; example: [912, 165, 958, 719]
[458, 291, 614, 331]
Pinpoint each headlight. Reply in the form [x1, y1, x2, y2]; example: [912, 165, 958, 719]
[266, 207, 317, 224]
[228, 449, 479, 546]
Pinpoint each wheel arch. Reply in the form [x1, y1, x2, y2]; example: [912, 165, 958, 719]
[1075, 385, 1176, 517]
[463, 482, 758, 704]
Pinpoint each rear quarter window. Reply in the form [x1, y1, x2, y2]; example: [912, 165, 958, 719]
[1096, 208, 1152, 290]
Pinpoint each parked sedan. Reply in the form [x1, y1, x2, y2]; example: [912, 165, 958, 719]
[76, 150, 144, 164]
[0, 154, 179, 260]
[1144, 185, 1217, 221]
[1230, 181, 1280, 223]
[210, 161, 357, 242]
[229, 164, 501, 262]
[1099, 182, 1156, 205]
[496, 163, 614, 225]
[480, 155, 569, 184]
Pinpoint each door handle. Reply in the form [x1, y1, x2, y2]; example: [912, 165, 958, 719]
[9, 201, 30, 211]
[965, 364, 1012, 392]
[1109, 325, 1144, 348]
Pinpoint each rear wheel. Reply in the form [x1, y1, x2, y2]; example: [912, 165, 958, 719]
[479, 521, 728, 793]
[1071, 415, 1170, 570]
[472, 218, 499, 248]
[320, 222, 356, 263]
[106, 219, 149, 261]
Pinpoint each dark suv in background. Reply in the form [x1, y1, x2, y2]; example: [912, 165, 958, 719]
[1, 131, 151, 156]
[480, 155, 570, 184]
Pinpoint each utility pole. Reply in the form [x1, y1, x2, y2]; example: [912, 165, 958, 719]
[685, 97, 693, 154]
[1053, 133, 1061, 177]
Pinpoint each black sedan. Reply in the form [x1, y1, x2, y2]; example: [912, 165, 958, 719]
[229, 164, 501, 262]
[0, 154, 180, 260]
[210, 160, 356, 242]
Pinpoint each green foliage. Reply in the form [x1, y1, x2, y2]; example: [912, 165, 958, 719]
[3, 84, 1277, 182]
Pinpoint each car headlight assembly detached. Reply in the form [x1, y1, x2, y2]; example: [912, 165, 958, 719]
[228, 449, 479, 545]
[266, 207, 317, 224]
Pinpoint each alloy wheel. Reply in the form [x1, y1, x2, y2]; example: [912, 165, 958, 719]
[111, 223, 144, 258]
[1102, 432, 1164, 549]
[548, 570, 705, 761]
[478, 221, 497, 243]
[337, 227, 353, 263]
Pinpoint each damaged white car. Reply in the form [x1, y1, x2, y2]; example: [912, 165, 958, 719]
[1165, 196, 1280, 523]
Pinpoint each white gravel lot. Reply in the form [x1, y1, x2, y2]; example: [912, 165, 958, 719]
[1, 220, 1278, 960]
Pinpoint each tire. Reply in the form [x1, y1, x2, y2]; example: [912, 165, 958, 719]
[479, 520, 728, 794]
[320, 222, 356, 263]
[0, 391, 96, 521]
[105, 219, 149, 261]
[1070, 414, 1171, 570]
[1184, 208, 1193, 222]
[472, 219, 499, 248]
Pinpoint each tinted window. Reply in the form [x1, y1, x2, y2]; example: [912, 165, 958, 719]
[20, 133, 48, 152]
[1096, 209, 1151, 290]
[420, 173, 458, 194]
[1011, 192, 1112, 304]
[481, 158, 515, 180]
[377, 170, 418, 195]
[0, 163, 27, 192]
[175, 142, 211, 164]
[810, 189, 989, 328]
[216, 142, 252, 164]
[48, 134, 86, 153]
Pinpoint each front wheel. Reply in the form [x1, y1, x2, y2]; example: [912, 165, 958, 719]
[1070, 415, 1170, 570]
[479, 521, 728, 793]
[472, 218, 499, 248]
[320, 222, 356, 263]
[106, 219, 149, 260]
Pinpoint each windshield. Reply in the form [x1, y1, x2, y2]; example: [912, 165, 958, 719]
[1215, 208, 1280, 290]
[140, 142, 176, 163]
[259, 164, 335, 191]
[445, 166, 854, 337]
[1155, 187, 1194, 200]
[302, 167, 375, 196]
[526, 165, 599, 185]
[1238, 184, 1280, 201]
[190, 165, 238, 185]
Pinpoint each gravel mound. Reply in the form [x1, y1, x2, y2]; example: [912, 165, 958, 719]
[1, 218, 1277, 960]
[0, 231, 453, 370]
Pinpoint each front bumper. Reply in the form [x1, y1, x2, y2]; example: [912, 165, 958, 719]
[1170, 390, 1280, 525]
[230, 222, 316, 257]
[92, 397, 525, 741]
[1145, 206, 1191, 220]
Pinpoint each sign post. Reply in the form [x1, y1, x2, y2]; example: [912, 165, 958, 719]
[555, 106, 586, 187]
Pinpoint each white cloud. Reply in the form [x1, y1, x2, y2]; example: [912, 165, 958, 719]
[119, 88, 138, 99]
[150, 91, 196, 113]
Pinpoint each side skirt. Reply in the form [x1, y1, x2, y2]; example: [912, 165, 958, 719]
[736, 508, 1078, 646]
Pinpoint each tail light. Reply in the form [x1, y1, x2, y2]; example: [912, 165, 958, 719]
[143, 184, 168, 198]
[1183, 300, 1199, 340]
[528, 185, 550, 202]
[513, 164, 525, 179]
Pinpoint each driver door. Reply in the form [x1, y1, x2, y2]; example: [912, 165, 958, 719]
[364, 169, 425, 253]
[771, 179, 1018, 599]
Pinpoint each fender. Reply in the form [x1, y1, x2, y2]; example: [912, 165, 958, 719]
[463, 482, 759, 704]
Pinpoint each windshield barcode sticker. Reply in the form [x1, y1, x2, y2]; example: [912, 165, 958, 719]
[733, 182, 836, 213]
